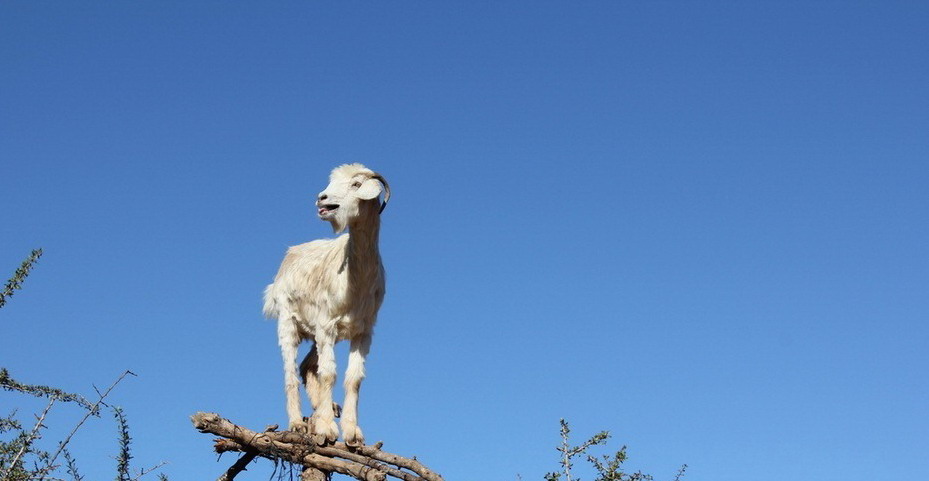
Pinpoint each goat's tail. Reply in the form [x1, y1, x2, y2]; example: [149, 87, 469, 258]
[262, 284, 279, 320]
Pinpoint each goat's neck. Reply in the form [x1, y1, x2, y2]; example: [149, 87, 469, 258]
[345, 215, 380, 275]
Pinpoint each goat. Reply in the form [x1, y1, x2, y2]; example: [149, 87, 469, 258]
[263, 163, 390, 446]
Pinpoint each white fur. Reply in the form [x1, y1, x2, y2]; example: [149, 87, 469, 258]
[263, 163, 388, 445]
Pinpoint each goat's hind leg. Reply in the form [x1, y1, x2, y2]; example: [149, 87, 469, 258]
[299, 343, 322, 411]
[299, 344, 343, 417]
[278, 319, 309, 433]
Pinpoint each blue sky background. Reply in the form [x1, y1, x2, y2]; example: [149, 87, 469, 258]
[2, 2, 927, 480]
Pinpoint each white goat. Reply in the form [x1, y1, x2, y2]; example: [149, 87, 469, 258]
[263, 163, 390, 446]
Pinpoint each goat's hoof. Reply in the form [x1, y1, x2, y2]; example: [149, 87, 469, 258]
[311, 418, 339, 445]
[288, 420, 310, 434]
[342, 424, 365, 448]
[313, 432, 339, 445]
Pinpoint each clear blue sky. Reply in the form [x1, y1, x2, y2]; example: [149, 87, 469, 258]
[2, 2, 927, 480]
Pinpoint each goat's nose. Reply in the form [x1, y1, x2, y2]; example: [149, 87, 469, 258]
[318, 193, 328, 202]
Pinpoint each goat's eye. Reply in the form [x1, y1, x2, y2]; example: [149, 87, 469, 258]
[352, 181, 362, 188]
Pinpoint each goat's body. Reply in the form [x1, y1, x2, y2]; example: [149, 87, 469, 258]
[264, 235, 384, 343]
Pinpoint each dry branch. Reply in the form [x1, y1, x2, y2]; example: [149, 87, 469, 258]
[191, 412, 444, 481]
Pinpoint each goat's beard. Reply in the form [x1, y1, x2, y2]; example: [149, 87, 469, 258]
[329, 216, 347, 233]
[328, 207, 353, 234]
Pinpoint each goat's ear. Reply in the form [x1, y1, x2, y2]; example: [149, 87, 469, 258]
[356, 178, 383, 200]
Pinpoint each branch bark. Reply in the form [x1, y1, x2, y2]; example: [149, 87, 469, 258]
[216, 422, 277, 481]
[191, 412, 444, 481]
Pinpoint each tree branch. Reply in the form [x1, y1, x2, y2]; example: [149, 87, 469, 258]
[41, 370, 136, 481]
[1, 396, 57, 480]
[215, 424, 278, 481]
[191, 412, 443, 481]
[0, 368, 94, 411]
[0, 248, 43, 310]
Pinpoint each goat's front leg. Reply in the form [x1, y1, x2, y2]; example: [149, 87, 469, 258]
[341, 334, 371, 447]
[278, 320, 308, 433]
[310, 332, 340, 444]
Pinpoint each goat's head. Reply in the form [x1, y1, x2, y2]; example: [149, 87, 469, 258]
[316, 163, 390, 233]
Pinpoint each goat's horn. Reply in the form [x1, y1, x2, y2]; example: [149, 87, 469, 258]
[372, 173, 390, 214]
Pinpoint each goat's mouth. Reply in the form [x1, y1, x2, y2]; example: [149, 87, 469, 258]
[317, 204, 339, 219]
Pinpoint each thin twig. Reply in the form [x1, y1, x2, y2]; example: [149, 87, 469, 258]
[40, 370, 136, 481]
[1, 395, 57, 480]
[131, 461, 169, 481]
[0, 248, 43, 309]
[0, 368, 95, 411]
[113, 405, 133, 481]
[62, 448, 83, 481]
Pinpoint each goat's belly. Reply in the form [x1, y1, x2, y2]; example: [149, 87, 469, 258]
[334, 316, 367, 340]
[291, 314, 367, 341]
